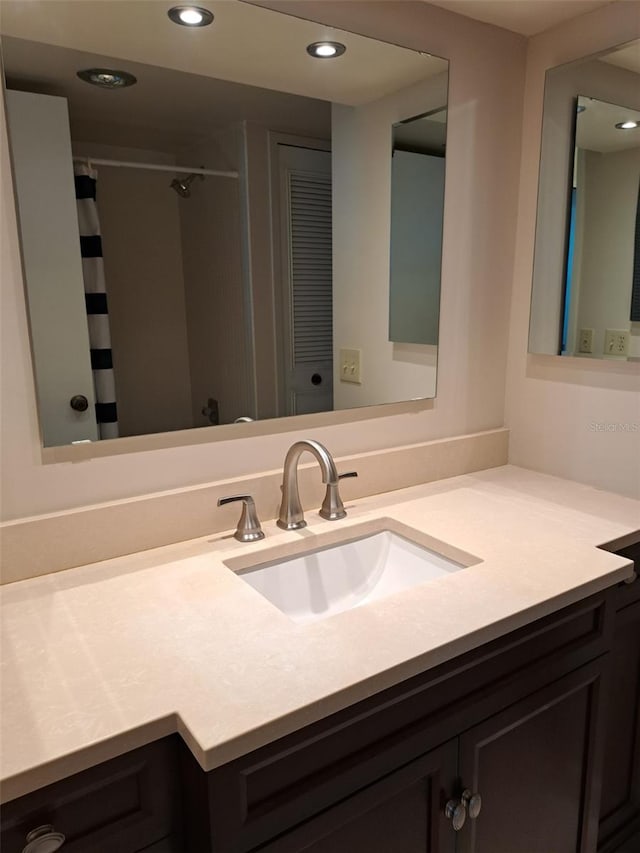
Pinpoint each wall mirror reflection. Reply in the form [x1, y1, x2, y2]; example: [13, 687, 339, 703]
[389, 110, 446, 347]
[0, 0, 449, 447]
[529, 39, 640, 361]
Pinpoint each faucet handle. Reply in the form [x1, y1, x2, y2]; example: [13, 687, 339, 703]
[320, 471, 358, 521]
[217, 494, 265, 542]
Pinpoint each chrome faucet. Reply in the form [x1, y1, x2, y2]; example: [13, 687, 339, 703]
[277, 440, 356, 530]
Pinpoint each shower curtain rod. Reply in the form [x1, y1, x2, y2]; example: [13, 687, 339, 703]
[72, 156, 238, 179]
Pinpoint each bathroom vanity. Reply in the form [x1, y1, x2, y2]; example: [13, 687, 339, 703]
[1, 468, 638, 853]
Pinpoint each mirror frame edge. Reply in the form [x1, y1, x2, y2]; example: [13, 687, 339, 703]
[527, 36, 640, 364]
[41, 397, 436, 463]
[1, 9, 450, 459]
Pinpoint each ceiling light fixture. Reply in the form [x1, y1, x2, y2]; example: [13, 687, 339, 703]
[77, 69, 137, 89]
[615, 120, 638, 130]
[168, 5, 214, 27]
[306, 41, 346, 59]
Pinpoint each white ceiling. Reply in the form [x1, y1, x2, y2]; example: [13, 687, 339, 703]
[2, 36, 332, 149]
[0, 0, 446, 106]
[600, 40, 640, 75]
[576, 95, 640, 153]
[426, 0, 614, 36]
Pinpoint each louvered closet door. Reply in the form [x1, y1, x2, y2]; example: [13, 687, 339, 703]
[278, 144, 333, 416]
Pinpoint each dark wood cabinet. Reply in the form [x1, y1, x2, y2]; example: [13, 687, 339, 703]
[184, 589, 611, 852]
[250, 659, 608, 853]
[0, 739, 183, 853]
[598, 574, 640, 853]
[2, 579, 639, 853]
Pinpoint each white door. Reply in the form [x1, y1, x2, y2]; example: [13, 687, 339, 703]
[276, 144, 333, 416]
[7, 90, 98, 445]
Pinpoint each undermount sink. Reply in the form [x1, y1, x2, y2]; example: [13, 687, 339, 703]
[229, 523, 477, 624]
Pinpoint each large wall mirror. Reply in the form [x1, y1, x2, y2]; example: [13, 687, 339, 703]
[0, 0, 448, 448]
[529, 39, 640, 362]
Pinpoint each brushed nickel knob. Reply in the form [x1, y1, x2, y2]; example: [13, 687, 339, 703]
[445, 798, 466, 831]
[69, 395, 89, 412]
[462, 788, 482, 819]
[22, 825, 65, 853]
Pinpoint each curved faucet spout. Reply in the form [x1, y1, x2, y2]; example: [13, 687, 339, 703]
[277, 440, 339, 530]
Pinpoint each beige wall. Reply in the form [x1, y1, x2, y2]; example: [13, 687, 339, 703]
[177, 131, 252, 427]
[505, 0, 640, 499]
[331, 72, 447, 410]
[94, 162, 193, 437]
[574, 147, 640, 358]
[1, 0, 527, 521]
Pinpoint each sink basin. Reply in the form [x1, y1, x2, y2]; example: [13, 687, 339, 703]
[232, 526, 471, 624]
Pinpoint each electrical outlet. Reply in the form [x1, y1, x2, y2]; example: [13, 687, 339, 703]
[339, 348, 362, 384]
[604, 329, 629, 357]
[579, 328, 594, 354]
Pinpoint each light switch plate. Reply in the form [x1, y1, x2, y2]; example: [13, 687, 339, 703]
[578, 328, 594, 354]
[339, 348, 362, 383]
[604, 329, 629, 357]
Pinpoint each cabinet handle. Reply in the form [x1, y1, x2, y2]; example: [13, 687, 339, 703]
[22, 825, 65, 853]
[461, 788, 482, 819]
[444, 798, 467, 831]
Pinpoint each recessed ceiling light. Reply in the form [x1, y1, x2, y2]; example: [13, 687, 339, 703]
[77, 69, 137, 89]
[615, 120, 638, 130]
[306, 41, 346, 59]
[168, 5, 214, 27]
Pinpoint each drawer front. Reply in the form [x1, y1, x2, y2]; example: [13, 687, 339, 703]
[1, 738, 181, 853]
[202, 591, 611, 852]
[250, 739, 458, 853]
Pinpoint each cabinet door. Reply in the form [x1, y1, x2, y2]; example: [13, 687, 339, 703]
[598, 596, 640, 852]
[456, 660, 606, 853]
[253, 740, 458, 853]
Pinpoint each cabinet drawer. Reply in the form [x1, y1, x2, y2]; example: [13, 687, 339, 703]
[251, 739, 458, 853]
[196, 591, 610, 852]
[1, 738, 181, 853]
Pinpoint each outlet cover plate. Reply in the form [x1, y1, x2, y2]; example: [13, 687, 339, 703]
[604, 329, 629, 357]
[579, 328, 594, 354]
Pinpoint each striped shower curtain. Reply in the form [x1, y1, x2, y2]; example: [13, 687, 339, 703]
[74, 165, 119, 439]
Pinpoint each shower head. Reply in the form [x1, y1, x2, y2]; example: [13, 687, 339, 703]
[170, 173, 202, 198]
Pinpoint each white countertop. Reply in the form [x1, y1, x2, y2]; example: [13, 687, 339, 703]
[1, 465, 637, 803]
